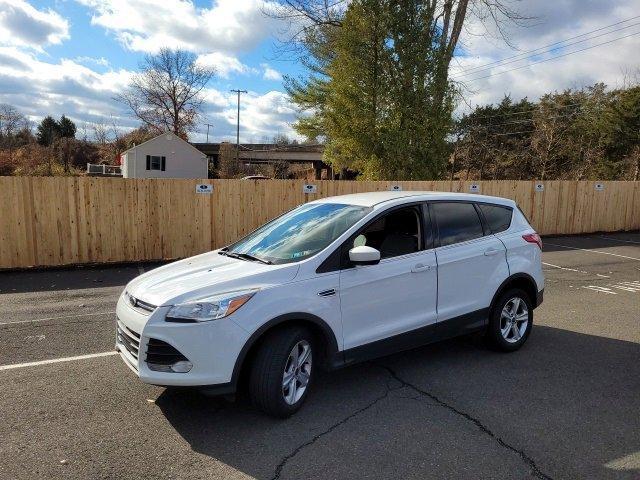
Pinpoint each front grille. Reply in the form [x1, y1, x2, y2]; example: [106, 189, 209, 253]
[146, 338, 189, 372]
[126, 292, 156, 314]
[117, 321, 141, 363]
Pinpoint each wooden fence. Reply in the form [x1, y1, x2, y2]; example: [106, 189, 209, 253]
[0, 177, 638, 269]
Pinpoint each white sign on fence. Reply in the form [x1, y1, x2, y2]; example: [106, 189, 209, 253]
[389, 185, 403, 191]
[535, 183, 545, 192]
[469, 184, 480, 193]
[595, 183, 605, 191]
[303, 184, 317, 194]
[195, 184, 213, 194]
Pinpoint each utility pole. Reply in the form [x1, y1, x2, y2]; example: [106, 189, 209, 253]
[205, 123, 214, 143]
[230, 89, 247, 163]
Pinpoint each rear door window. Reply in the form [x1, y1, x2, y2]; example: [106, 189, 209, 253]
[431, 202, 484, 247]
[478, 204, 513, 233]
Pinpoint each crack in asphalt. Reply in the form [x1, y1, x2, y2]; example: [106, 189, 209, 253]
[271, 364, 553, 480]
[377, 364, 554, 480]
[270, 378, 402, 480]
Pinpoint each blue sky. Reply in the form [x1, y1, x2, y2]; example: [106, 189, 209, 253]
[1, 0, 639, 143]
[0, 0, 307, 142]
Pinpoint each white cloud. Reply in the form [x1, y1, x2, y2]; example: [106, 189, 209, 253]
[0, 46, 135, 128]
[0, 47, 299, 142]
[74, 56, 111, 68]
[75, 0, 279, 54]
[262, 63, 282, 81]
[196, 52, 253, 78]
[0, 0, 69, 50]
[196, 89, 299, 142]
[451, 0, 640, 112]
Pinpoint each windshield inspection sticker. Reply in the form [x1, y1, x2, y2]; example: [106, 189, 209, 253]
[195, 184, 213, 194]
[303, 184, 317, 194]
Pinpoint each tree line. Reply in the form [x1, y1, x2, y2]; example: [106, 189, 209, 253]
[1, 4, 639, 181]
[452, 83, 640, 181]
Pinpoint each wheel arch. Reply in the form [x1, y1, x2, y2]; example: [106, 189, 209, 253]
[490, 273, 540, 313]
[231, 312, 341, 391]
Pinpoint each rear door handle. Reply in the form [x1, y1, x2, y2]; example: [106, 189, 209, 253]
[411, 263, 432, 273]
[484, 248, 501, 256]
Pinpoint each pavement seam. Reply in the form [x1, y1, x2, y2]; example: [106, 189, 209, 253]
[377, 363, 554, 480]
[270, 377, 402, 480]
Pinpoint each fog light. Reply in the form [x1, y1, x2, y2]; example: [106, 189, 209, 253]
[170, 361, 193, 373]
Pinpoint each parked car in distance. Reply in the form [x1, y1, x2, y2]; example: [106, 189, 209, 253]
[241, 175, 271, 180]
[116, 191, 544, 417]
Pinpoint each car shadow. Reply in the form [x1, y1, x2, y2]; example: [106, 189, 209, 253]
[0, 262, 167, 294]
[156, 326, 640, 480]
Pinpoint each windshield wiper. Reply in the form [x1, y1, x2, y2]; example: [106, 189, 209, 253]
[218, 250, 272, 265]
[232, 252, 273, 265]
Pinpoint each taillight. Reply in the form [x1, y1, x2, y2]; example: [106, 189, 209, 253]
[522, 233, 542, 250]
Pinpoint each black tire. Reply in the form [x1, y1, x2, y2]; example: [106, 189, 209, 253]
[248, 326, 314, 418]
[485, 288, 533, 352]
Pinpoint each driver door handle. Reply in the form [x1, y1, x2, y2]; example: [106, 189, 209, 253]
[484, 248, 501, 256]
[411, 263, 432, 273]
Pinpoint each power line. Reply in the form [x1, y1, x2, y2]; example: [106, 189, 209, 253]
[453, 20, 640, 79]
[455, 101, 586, 121]
[469, 111, 581, 129]
[463, 30, 640, 82]
[453, 15, 640, 77]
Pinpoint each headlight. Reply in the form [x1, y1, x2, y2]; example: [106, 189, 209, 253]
[166, 289, 257, 322]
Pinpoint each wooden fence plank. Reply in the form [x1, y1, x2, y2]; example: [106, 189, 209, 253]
[0, 177, 637, 269]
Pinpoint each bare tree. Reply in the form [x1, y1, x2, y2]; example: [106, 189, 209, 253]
[117, 49, 215, 138]
[0, 104, 28, 162]
[92, 118, 109, 144]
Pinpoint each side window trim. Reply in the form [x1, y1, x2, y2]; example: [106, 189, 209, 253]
[473, 203, 490, 236]
[420, 203, 435, 250]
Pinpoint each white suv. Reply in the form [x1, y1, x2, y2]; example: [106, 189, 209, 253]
[116, 191, 544, 417]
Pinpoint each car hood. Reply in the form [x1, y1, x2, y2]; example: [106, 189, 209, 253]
[125, 250, 299, 306]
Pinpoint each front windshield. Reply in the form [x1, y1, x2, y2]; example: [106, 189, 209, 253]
[227, 203, 371, 265]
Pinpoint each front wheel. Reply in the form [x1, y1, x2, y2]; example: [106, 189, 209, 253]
[248, 326, 314, 417]
[486, 288, 533, 352]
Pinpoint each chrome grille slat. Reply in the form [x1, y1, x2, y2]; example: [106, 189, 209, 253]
[116, 321, 141, 363]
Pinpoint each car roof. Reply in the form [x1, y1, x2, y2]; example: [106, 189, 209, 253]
[307, 190, 515, 208]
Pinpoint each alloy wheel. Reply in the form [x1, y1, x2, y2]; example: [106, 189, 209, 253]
[282, 340, 312, 405]
[500, 297, 529, 343]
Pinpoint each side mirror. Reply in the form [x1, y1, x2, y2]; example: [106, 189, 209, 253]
[349, 246, 381, 266]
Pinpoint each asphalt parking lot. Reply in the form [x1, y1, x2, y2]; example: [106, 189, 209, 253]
[1, 233, 639, 480]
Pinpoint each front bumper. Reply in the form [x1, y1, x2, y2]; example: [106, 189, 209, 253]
[115, 295, 250, 388]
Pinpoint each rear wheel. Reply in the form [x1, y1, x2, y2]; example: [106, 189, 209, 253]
[248, 326, 314, 418]
[486, 288, 533, 351]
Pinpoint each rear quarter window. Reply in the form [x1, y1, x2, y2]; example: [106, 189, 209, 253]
[479, 204, 513, 233]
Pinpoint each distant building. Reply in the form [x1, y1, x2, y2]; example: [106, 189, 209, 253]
[119, 132, 208, 179]
[87, 136, 342, 180]
[193, 142, 335, 179]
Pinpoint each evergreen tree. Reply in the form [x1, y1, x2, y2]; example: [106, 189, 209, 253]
[58, 115, 76, 138]
[281, 0, 524, 179]
[36, 116, 60, 146]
